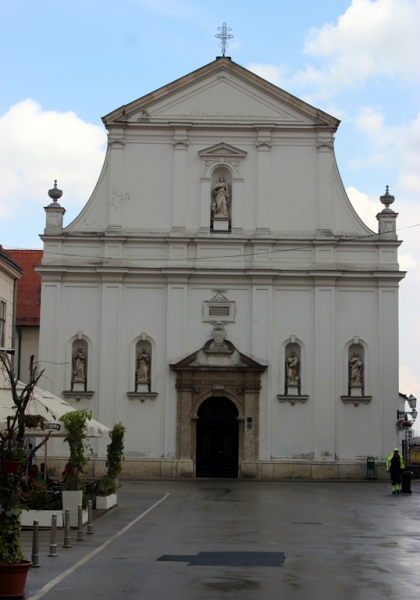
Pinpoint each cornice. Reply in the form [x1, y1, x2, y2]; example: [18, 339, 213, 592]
[107, 123, 336, 133]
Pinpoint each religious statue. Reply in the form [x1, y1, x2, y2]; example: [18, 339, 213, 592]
[350, 352, 363, 387]
[287, 351, 299, 385]
[72, 347, 86, 383]
[136, 348, 150, 385]
[212, 176, 230, 218]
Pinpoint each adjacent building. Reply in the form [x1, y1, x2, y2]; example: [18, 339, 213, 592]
[7, 250, 42, 382]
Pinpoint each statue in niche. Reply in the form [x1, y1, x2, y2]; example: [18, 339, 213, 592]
[136, 348, 150, 385]
[350, 352, 363, 387]
[212, 176, 230, 219]
[72, 347, 86, 383]
[287, 351, 299, 385]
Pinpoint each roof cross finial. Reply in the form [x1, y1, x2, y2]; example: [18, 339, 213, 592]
[215, 22, 233, 57]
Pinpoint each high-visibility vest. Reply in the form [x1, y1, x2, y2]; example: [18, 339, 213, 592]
[386, 453, 405, 470]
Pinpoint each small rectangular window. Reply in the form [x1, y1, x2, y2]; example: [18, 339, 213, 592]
[0, 301, 6, 347]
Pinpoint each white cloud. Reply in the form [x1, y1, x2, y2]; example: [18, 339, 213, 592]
[295, 0, 420, 98]
[247, 63, 286, 87]
[346, 186, 379, 229]
[0, 99, 106, 217]
[399, 365, 420, 399]
[350, 108, 420, 199]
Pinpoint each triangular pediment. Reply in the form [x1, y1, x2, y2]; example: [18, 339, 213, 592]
[103, 58, 339, 129]
[198, 143, 247, 159]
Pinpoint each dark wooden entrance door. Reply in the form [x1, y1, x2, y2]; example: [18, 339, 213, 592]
[196, 396, 239, 478]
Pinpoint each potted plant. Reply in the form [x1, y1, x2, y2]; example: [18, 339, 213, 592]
[59, 409, 92, 527]
[23, 414, 46, 429]
[20, 486, 64, 528]
[96, 423, 125, 510]
[0, 353, 50, 598]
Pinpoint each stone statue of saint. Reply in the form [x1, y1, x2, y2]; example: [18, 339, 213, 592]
[72, 347, 86, 383]
[136, 348, 150, 384]
[287, 351, 299, 385]
[350, 352, 363, 386]
[212, 176, 230, 218]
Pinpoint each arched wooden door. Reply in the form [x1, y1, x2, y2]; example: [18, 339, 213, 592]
[196, 396, 239, 478]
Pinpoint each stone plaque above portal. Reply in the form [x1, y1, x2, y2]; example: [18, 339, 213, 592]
[202, 290, 236, 323]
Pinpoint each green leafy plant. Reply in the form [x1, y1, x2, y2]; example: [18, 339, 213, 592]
[0, 508, 24, 564]
[27, 487, 54, 511]
[97, 474, 118, 496]
[59, 409, 92, 491]
[98, 422, 125, 496]
[0, 353, 50, 564]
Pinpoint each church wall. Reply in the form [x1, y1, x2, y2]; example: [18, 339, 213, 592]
[121, 286, 166, 457]
[121, 140, 174, 231]
[37, 271, 400, 478]
[270, 288, 314, 459]
[269, 144, 318, 234]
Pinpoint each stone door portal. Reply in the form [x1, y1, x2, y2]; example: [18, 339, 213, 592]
[170, 337, 266, 478]
[196, 396, 239, 477]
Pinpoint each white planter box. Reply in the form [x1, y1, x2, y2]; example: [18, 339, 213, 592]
[21, 510, 63, 528]
[62, 490, 87, 527]
[96, 494, 117, 510]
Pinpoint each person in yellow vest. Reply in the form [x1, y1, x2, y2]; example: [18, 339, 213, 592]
[386, 448, 405, 495]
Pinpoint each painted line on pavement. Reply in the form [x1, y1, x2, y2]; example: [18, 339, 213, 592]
[27, 493, 170, 600]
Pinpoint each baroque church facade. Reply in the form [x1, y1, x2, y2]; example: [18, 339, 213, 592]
[38, 57, 404, 479]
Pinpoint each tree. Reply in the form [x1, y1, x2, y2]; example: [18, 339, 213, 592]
[0, 353, 50, 563]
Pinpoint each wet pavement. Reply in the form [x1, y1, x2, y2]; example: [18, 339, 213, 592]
[20, 479, 420, 599]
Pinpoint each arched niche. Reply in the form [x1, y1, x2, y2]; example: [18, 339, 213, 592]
[70, 338, 88, 391]
[210, 165, 232, 232]
[284, 342, 301, 395]
[135, 339, 152, 393]
[348, 343, 365, 397]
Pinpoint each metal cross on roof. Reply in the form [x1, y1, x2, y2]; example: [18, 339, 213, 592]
[215, 22, 233, 57]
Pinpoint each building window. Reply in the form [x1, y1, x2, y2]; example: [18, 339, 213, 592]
[0, 301, 6, 347]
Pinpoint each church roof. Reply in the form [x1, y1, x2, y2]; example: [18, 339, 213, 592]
[102, 57, 340, 130]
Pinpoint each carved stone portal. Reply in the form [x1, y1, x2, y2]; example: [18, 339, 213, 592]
[170, 340, 266, 479]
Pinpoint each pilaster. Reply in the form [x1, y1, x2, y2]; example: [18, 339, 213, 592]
[316, 134, 334, 237]
[311, 272, 338, 460]
[255, 132, 272, 235]
[171, 129, 189, 233]
[107, 133, 126, 231]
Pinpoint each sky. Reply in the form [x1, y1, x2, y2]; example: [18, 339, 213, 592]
[0, 0, 419, 402]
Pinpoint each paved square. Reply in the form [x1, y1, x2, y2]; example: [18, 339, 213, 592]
[21, 479, 420, 599]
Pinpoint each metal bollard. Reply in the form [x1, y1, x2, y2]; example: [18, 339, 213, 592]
[76, 504, 85, 541]
[31, 519, 40, 567]
[63, 508, 72, 548]
[48, 513, 58, 557]
[86, 499, 94, 535]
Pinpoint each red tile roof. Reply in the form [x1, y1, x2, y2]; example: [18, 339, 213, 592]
[7, 250, 43, 326]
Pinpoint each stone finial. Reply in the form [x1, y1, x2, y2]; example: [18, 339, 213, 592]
[376, 185, 397, 238]
[379, 185, 395, 213]
[48, 180, 63, 204]
[44, 180, 65, 234]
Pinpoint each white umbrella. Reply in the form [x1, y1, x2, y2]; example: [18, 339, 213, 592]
[0, 383, 110, 438]
[0, 383, 110, 476]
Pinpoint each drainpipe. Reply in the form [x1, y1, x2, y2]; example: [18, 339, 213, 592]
[17, 325, 22, 380]
[11, 277, 18, 372]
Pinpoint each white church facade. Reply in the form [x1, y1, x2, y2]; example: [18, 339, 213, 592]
[37, 57, 404, 479]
